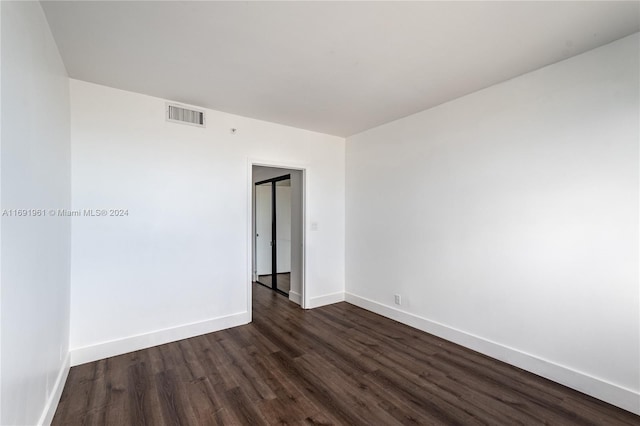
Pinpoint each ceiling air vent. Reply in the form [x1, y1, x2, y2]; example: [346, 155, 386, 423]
[166, 103, 205, 127]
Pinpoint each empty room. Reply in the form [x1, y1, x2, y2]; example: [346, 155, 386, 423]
[1, 1, 639, 425]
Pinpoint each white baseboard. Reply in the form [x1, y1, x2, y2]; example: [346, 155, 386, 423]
[70, 311, 250, 366]
[289, 290, 302, 306]
[345, 292, 640, 416]
[38, 353, 70, 426]
[307, 291, 345, 309]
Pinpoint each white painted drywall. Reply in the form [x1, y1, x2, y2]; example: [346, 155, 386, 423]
[69, 80, 345, 361]
[276, 185, 292, 273]
[346, 33, 639, 413]
[0, 2, 71, 425]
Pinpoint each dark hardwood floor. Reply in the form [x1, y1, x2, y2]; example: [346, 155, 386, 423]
[258, 272, 291, 294]
[53, 283, 638, 425]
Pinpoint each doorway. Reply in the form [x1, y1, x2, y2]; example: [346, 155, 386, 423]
[255, 174, 291, 296]
[251, 164, 304, 307]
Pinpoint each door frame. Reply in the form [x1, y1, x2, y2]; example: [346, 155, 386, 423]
[248, 160, 307, 319]
[255, 173, 291, 296]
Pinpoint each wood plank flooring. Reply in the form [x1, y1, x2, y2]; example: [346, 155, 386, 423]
[53, 283, 639, 425]
[257, 272, 291, 294]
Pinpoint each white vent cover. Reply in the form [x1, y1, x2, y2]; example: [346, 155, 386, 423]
[166, 103, 205, 127]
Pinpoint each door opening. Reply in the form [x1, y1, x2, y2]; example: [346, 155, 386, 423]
[251, 164, 304, 307]
[255, 174, 291, 296]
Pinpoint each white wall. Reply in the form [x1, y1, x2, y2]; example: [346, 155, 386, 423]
[253, 166, 296, 183]
[69, 80, 345, 364]
[346, 33, 639, 414]
[0, 2, 71, 425]
[276, 185, 292, 273]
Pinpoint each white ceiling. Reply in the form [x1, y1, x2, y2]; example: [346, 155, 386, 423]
[42, 1, 640, 137]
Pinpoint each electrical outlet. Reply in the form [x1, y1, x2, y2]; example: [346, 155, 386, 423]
[394, 294, 402, 305]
